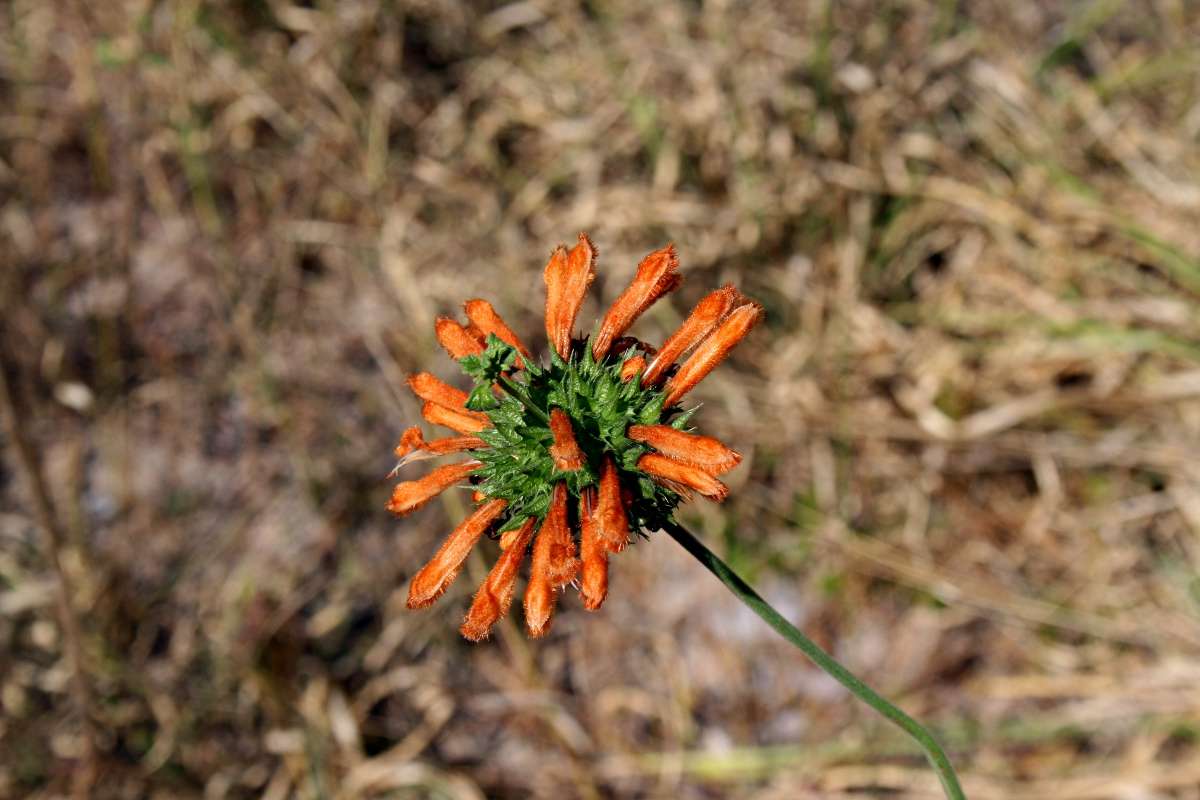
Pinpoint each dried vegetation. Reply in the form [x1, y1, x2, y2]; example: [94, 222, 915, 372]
[2, 0, 1200, 797]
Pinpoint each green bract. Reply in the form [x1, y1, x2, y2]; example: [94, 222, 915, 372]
[460, 335, 695, 534]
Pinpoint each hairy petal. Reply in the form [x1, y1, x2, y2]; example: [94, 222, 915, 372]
[592, 244, 682, 359]
[548, 408, 585, 472]
[579, 489, 608, 611]
[464, 299, 532, 365]
[638, 453, 730, 502]
[407, 499, 507, 609]
[595, 456, 630, 553]
[627, 424, 742, 475]
[543, 233, 597, 359]
[392, 426, 486, 471]
[620, 354, 646, 382]
[421, 400, 491, 434]
[460, 517, 536, 641]
[642, 286, 740, 385]
[663, 301, 763, 407]
[435, 317, 486, 360]
[387, 460, 482, 515]
[407, 372, 469, 409]
[523, 483, 577, 637]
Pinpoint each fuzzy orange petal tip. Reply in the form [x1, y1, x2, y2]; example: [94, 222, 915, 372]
[406, 499, 507, 609]
[663, 301, 763, 407]
[620, 354, 646, 382]
[579, 489, 609, 611]
[435, 317, 486, 360]
[593, 244, 681, 359]
[596, 455, 630, 553]
[643, 285, 740, 385]
[523, 483, 577, 637]
[638, 452, 730, 502]
[422, 400, 491, 434]
[407, 372, 470, 409]
[464, 299, 532, 365]
[387, 460, 481, 516]
[548, 408, 585, 471]
[627, 424, 741, 475]
[460, 517, 536, 641]
[543, 233, 596, 359]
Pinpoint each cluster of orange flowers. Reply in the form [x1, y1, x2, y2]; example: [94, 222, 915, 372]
[388, 234, 762, 640]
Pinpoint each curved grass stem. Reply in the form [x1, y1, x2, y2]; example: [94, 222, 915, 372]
[662, 519, 966, 800]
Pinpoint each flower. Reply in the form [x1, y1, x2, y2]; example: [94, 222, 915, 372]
[389, 233, 762, 640]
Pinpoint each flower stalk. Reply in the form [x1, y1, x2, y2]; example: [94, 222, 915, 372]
[661, 519, 966, 800]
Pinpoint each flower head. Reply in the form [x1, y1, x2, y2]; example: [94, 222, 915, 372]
[389, 234, 762, 640]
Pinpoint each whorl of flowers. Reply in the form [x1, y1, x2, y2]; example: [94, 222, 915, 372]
[389, 234, 762, 640]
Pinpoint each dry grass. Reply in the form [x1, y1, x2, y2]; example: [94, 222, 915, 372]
[2, 0, 1200, 797]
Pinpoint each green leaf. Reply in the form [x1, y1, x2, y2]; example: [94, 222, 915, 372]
[465, 383, 499, 411]
[459, 334, 518, 383]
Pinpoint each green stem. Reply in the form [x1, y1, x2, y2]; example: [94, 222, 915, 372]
[496, 375, 550, 424]
[662, 519, 966, 800]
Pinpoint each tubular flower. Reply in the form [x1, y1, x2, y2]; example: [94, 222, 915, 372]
[390, 234, 762, 640]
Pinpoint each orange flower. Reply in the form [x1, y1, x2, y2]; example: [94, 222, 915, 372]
[460, 517, 536, 641]
[524, 483, 577, 637]
[435, 317, 485, 359]
[627, 424, 742, 475]
[421, 400, 490, 434]
[620, 354, 646, 382]
[592, 244, 681, 359]
[393, 426, 485, 468]
[594, 455, 629, 554]
[642, 285, 740, 385]
[637, 453, 730, 502]
[407, 499, 508, 608]
[407, 372, 470, 409]
[389, 233, 759, 640]
[663, 301, 763, 407]
[463, 299, 531, 366]
[579, 488, 608, 611]
[548, 408, 585, 471]
[387, 460, 482, 515]
[543, 233, 596, 359]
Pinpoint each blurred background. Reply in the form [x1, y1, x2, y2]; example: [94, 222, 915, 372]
[3, 1, 1200, 797]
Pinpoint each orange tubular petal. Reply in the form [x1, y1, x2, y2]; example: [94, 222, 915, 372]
[464, 299, 532, 366]
[548, 408, 584, 472]
[592, 244, 682, 360]
[393, 426, 427, 459]
[579, 489, 608, 611]
[627, 424, 742, 475]
[523, 483, 577, 637]
[638, 453, 729, 502]
[543, 233, 597, 359]
[422, 400, 491, 434]
[642, 286, 740, 385]
[460, 517, 537, 641]
[620, 354, 646, 382]
[435, 317, 486, 360]
[407, 372, 470, 409]
[407, 498, 508, 609]
[595, 456, 630, 553]
[393, 427, 486, 469]
[663, 301, 763, 407]
[499, 521, 529, 550]
[544, 484, 579, 587]
[422, 435, 487, 456]
[387, 460, 482, 516]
